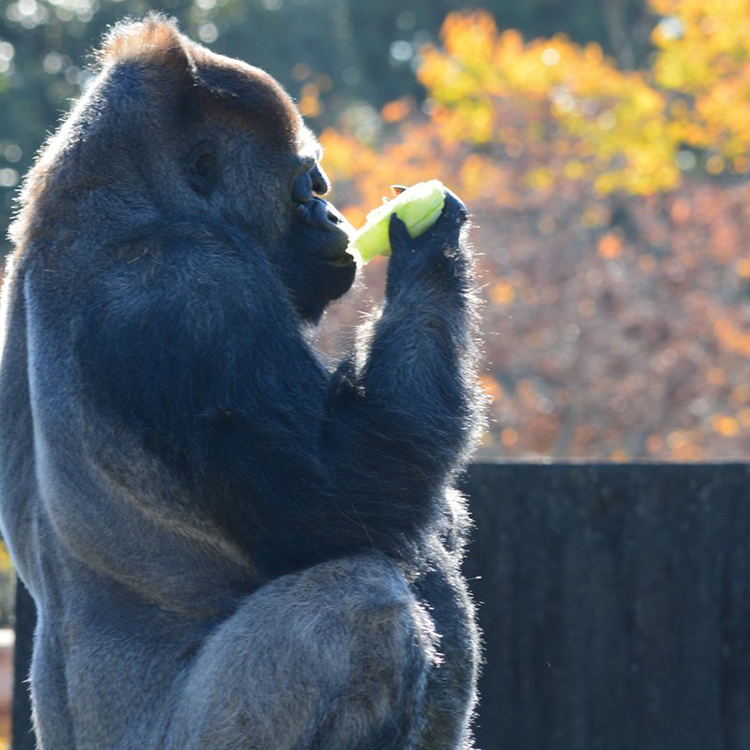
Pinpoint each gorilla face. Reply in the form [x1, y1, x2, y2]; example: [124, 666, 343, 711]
[277, 157, 356, 323]
[180, 54, 356, 324]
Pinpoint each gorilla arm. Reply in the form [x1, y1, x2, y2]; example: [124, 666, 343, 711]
[74, 200, 479, 579]
[334, 192, 479, 481]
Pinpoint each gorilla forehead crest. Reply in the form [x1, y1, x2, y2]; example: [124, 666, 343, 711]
[98, 14, 302, 146]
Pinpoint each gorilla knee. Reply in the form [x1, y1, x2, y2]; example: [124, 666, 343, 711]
[174, 556, 438, 750]
[321, 555, 439, 686]
[279, 556, 440, 748]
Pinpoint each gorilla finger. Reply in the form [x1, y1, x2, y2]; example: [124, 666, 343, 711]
[440, 190, 468, 226]
[388, 213, 412, 250]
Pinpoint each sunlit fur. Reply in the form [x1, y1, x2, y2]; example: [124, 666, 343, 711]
[0, 14, 484, 749]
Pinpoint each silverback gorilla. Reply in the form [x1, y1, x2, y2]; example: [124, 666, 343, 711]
[0, 15, 484, 750]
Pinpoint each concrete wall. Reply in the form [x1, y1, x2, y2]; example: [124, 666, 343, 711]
[463, 462, 750, 750]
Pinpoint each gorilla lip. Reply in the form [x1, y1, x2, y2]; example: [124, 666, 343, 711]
[323, 252, 356, 268]
[314, 239, 355, 266]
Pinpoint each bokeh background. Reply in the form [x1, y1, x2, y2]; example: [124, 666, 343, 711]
[2, 0, 750, 462]
[1, 1, 750, 746]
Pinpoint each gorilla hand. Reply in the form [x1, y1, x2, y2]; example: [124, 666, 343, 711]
[385, 189, 471, 295]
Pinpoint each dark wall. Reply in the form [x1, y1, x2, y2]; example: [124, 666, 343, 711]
[463, 462, 750, 750]
[12, 582, 34, 750]
[12, 462, 750, 749]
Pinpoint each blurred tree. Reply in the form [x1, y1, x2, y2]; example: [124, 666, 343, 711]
[2, 0, 749, 460]
[317, 5, 750, 461]
[651, 0, 750, 171]
[0, 0, 655, 258]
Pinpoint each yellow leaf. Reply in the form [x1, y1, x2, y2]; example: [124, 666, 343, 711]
[489, 281, 515, 306]
[713, 415, 740, 437]
[598, 232, 623, 259]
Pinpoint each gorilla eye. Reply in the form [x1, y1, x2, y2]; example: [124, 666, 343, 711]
[186, 142, 218, 197]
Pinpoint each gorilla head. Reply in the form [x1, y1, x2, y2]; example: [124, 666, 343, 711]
[14, 14, 356, 323]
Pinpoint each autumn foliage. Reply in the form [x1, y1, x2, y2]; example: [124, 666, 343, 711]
[317, 2, 750, 461]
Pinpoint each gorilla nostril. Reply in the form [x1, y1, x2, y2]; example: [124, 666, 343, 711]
[326, 209, 340, 225]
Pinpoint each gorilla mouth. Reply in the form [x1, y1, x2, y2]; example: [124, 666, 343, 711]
[293, 198, 356, 269]
[321, 251, 356, 268]
[313, 222, 356, 268]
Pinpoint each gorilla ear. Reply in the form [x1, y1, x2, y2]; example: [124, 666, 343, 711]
[185, 141, 219, 197]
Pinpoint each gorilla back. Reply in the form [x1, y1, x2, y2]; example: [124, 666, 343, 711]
[0, 15, 484, 750]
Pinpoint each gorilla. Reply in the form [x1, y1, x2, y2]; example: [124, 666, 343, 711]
[0, 15, 483, 750]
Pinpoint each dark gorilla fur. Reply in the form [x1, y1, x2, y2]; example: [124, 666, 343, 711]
[0, 15, 484, 750]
